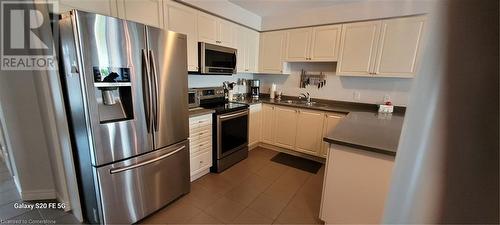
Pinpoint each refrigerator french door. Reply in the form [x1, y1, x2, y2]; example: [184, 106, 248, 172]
[59, 10, 189, 224]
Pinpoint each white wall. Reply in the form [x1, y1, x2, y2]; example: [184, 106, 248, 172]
[179, 0, 261, 30]
[261, 0, 431, 31]
[255, 62, 412, 106]
[0, 73, 56, 200]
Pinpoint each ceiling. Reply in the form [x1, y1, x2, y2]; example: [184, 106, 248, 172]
[228, 0, 364, 17]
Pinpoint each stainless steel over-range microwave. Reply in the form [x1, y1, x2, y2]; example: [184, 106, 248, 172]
[199, 42, 237, 75]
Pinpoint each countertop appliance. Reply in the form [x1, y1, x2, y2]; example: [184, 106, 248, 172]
[199, 42, 237, 75]
[249, 79, 260, 99]
[188, 88, 200, 108]
[59, 10, 190, 224]
[195, 87, 249, 172]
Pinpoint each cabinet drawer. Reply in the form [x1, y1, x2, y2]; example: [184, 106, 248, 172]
[190, 142, 212, 156]
[189, 126, 211, 136]
[189, 115, 212, 127]
[190, 135, 211, 148]
[190, 151, 212, 174]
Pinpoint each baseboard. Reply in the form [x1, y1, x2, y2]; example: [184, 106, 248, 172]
[20, 189, 56, 201]
[248, 142, 259, 150]
[258, 142, 326, 163]
[190, 168, 210, 182]
[55, 192, 71, 212]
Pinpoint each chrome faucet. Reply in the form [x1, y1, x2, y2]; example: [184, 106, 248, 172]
[299, 92, 311, 103]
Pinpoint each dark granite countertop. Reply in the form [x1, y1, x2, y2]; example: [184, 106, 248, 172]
[234, 95, 405, 156]
[323, 112, 404, 156]
[188, 108, 215, 118]
[234, 95, 405, 114]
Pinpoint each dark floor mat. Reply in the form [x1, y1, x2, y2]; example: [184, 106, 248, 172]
[270, 153, 322, 174]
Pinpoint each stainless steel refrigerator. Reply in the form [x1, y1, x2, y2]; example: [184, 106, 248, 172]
[58, 10, 190, 224]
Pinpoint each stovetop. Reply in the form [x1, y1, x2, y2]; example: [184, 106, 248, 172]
[200, 102, 249, 114]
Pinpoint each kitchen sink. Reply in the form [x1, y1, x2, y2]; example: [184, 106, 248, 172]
[280, 100, 330, 108]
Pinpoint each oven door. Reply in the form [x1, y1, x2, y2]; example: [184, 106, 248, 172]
[216, 109, 248, 159]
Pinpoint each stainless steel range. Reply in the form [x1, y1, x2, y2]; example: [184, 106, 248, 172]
[59, 10, 190, 224]
[195, 87, 249, 172]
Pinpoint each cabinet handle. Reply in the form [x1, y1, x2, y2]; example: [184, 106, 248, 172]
[199, 132, 204, 135]
[200, 160, 203, 164]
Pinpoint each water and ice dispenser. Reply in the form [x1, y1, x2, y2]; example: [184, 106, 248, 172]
[93, 66, 134, 123]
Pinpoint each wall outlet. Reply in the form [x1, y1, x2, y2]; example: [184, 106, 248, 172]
[353, 91, 361, 100]
[383, 94, 391, 103]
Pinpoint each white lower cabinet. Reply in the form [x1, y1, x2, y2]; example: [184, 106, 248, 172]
[188, 114, 213, 181]
[321, 113, 345, 157]
[261, 104, 276, 144]
[295, 109, 325, 155]
[320, 144, 395, 223]
[248, 104, 262, 147]
[274, 106, 298, 149]
[258, 104, 346, 158]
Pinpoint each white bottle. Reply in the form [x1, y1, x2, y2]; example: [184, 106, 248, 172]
[270, 83, 276, 99]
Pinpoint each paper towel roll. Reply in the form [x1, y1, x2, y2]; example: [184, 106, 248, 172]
[270, 83, 276, 99]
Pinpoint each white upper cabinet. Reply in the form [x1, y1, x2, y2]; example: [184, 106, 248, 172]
[234, 26, 260, 73]
[337, 16, 425, 77]
[165, 1, 199, 71]
[245, 29, 260, 73]
[55, 0, 118, 16]
[374, 16, 425, 77]
[197, 12, 218, 45]
[285, 28, 312, 61]
[310, 25, 342, 61]
[337, 21, 382, 76]
[259, 31, 286, 74]
[284, 25, 341, 62]
[197, 12, 234, 47]
[116, 0, 163, 28]
[218, 20, 235, 47]
[234, 26, 247, 73]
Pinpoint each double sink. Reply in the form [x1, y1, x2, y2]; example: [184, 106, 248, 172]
[280, 99, 331, 108]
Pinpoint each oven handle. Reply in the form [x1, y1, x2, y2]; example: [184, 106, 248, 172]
[109, 145, 185, 174]
[219, 110, 248, 119]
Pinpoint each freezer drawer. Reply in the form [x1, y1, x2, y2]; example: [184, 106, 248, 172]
[95, 140, 190, 224]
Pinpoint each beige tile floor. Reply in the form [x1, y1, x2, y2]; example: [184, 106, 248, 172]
[139, 147, 325, 225]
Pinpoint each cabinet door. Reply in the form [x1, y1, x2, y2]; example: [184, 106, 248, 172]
[310, 25, 342, 61]
[57, 0, 117, 16]
[337, 21, 381, 76]
[261, 104, 276, 144]
[248, 104, 262, 146]
[234, 25, 247, 72]
[295, 109, 325, 156]
[320, 113, 345, 157]
[285, 28, 312, 61]
[374, 16, 425, 77]
[246, 29, 260, 73]
[218, 20, 234, 47]
[274, 106, 298, 149]
[259, 31, 286, 73]
[116, 0, 163, 28]
[166, 2, 199, 72]
[197, 12, 218, 45]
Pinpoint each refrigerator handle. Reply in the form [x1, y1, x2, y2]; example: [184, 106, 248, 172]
[149, 50, 159, 132]
[109, 145, 186, 174]
[142, 49, 152, 133]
